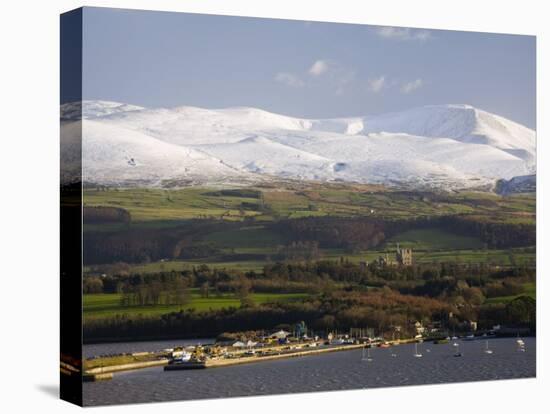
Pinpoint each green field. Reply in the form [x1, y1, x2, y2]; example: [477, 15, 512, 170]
[127, 259, 268, 274]
[385, 228, 485, 250]
[83, 185, 535, 274]
[110, 247, 535, 276]
[83, 186, 535, 224]
[84, 290, 310, 320]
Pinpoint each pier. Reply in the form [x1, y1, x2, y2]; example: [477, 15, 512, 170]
[82, 336, 447, 378]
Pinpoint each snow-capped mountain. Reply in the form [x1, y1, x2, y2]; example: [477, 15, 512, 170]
[60, 100, 536, 190]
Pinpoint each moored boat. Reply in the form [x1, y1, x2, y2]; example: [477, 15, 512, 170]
[164, 359, 206, 370]
[413, 342, 423, 358]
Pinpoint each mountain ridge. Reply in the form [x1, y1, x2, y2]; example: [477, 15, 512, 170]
[60, 100, 536, 190]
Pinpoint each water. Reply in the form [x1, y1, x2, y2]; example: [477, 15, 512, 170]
[83, 337, 535, 406]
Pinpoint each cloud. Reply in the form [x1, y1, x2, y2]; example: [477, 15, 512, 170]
[368, 76, 386, 93]
[276, 59, 355, 95]
[401, 79, 424, 94]
[308, 59, 355, 95]
[309, 60, 330, 76]
[377, 27, 432, 41]
[274, 72, 305, 88]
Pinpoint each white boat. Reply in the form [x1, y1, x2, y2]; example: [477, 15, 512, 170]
[484, 340, 493, 354]
[413, 342, 423, 358]
[453, 343, 463, 357]
[361, 346, 373, 362]
[517, 338, 526, 352]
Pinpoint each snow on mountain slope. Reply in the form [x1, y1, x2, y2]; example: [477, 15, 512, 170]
[76, 120, 247, 186]
[261, 130, 531, 186]
[96, 105, 313, 146]
[62, 100, 536, 189]
[360, 104, 536, 167]
[195, 135, 332, 180]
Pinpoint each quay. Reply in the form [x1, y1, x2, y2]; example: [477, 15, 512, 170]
[207, 343, 364, 368]
[82, 336, 431, 379]
[164, 343, 366, 371]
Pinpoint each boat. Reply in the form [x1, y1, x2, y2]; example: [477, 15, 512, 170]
[164, 358, 206, 370]
[361, 346, 373, 362]
[413, 342, 423, 358]
[484, 340, 493, 354]
[164, 351, 207, 370]
[516, 338, 526, 352]
[453, 342, 463, 357]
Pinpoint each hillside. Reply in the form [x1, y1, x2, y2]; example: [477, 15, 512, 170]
[61, 101, 536, 190]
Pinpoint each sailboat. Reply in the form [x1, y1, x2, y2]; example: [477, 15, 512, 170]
[413, 342, 423, 358]
[361, 346, 373, 362]
[516, 338, 526, 352]
[484, 340, 493, 354]
[453, 342, 463, 357]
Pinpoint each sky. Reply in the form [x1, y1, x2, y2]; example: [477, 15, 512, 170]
[80, 7, 536, 128]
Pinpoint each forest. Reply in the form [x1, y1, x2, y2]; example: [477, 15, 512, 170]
[83, 259, 535, 343]
[82, 186, 536, 343]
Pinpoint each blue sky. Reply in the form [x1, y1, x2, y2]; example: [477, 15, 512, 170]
[82, 7, 536, 128]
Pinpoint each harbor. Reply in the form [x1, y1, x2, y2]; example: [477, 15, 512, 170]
[83, 339, 379, 379]
[80, 328, 530, 380]
[82, 336, 536, 406]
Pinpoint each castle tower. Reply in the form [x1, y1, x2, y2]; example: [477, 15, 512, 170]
[396, 244, 413, 266]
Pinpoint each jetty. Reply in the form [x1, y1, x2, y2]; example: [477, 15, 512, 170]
[81, 335, 428, 379]
[165, 343, 366, 371]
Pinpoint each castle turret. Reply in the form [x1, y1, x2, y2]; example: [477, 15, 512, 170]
[396, 244, 413, 266]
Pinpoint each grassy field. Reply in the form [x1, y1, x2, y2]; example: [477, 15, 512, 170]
[82, 185, 535, 274]
[84, 290, 310, 320]
[128, 260, 268, 274]
[83, 353, 159, 370]
[83, 186, 535, 224]
[110, 246, 535, 276]
[83, 187, 263, 223]
[485, 282, 536, 304]
[385, 228, 485, 250]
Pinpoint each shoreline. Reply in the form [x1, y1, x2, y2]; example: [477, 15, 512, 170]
[83, 343, 367, 380]
[202, 343, 365, 369]
[81, 335, 535, 381]
[82, 338, 417, 379]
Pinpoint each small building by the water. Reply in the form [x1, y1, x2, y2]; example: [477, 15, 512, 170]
[271, 330, 290, 340]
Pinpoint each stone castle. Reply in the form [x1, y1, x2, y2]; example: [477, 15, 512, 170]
[396, 244, 413, 266]
[373, 244, 413, 267]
